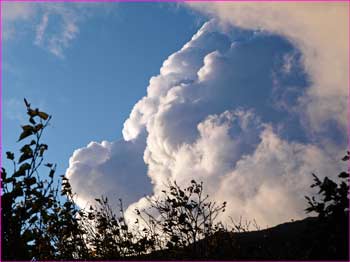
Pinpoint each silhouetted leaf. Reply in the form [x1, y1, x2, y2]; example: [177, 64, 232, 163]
[27, 108, 38, 117]
[338, 171, 349, 178]
[34, 124, 43, 132]
[13, 184, 23, 197]
[38, 111, 49, 120]
[24, 98, 30, 107]
[39, 144, 48, 157]
[22, 125, 33, 132]
[24, 177, 36, 186]
[19, 152, 32, 164]
[20, 144, 33, 155]
[14, 163, 31, 177]
[49, 169, 55, 178]
[342, 154, 350, 161]
[1, 168, 7, 180]
[22, 229, 35, 242]
[6, 151, 14, 160]
[29, 117, 36, 125]
[18, 129, 33, 142]
[45, 163, 53, 168]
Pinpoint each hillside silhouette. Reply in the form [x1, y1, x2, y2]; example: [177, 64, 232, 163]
[132, 216, 347, 260]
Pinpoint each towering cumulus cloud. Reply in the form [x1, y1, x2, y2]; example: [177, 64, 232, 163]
[188, 2, 349, 141]
[66, 4, 347, 227]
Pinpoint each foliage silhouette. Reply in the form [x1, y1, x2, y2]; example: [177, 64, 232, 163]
[135, 180, 226, 255]
[305, 151, 349, 220]
[2, 100, 89, 260]
[1, 100, 228, 260]
[81, 197, 149, 259]
[1, 100, 348, 260]
[304, 152, 349, 258]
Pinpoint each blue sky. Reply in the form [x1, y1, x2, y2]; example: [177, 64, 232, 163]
[3, 3, 205, 176]
[2, 2, 347, 226]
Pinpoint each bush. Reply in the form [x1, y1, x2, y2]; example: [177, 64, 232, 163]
[136, 180, 227, 255]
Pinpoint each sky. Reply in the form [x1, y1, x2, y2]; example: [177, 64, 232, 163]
[2, 2, 349, 227]
[2, 2, 204, 174]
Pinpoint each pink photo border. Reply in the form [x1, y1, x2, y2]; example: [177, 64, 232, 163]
[0, 0, 349, 261]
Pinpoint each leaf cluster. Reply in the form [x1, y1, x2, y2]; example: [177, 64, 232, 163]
[305, 151, 349, 220]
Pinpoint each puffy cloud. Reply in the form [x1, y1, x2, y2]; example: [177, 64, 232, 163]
[145, 109, 265, 193]
[126, 118, 342, 227]
[215, 126, 341, 226]
[67, 9, 346, 227]
[187, 2, 349, 139]
[66, 136, 152, 210]
[124, 21, 309, 147]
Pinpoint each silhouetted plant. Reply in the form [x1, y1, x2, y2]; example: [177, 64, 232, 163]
[1, 99, 88, 260]
[2, 99, 348, 260]
[230, 216, 261, 233]
[1, 101, 227, 259]
[136, 180, 226, 254]
[304, 151, 349, 258]
[305, 151, 349, 220]
[82, 197, 140, 259]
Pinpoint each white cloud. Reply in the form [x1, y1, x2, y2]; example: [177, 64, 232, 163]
[34, 12, 49, 45]
[66, 136, 151, 210]
[187, 2, 349, 136]
[2, 2, 37, 40]
[126, 119, 342, 227]
[2, 2, 113, 57]
[2, 2, 36, 22]
[66, 5, 347, 227]
[32, 4, 83, 58]
[214, 126, 341, 226]
[4, 98, 26, 123]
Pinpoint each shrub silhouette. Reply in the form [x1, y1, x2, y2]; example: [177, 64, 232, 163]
[80, 181, 227, 259]
[81, 197, 149, 259]
[135, 180, 227, 255]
